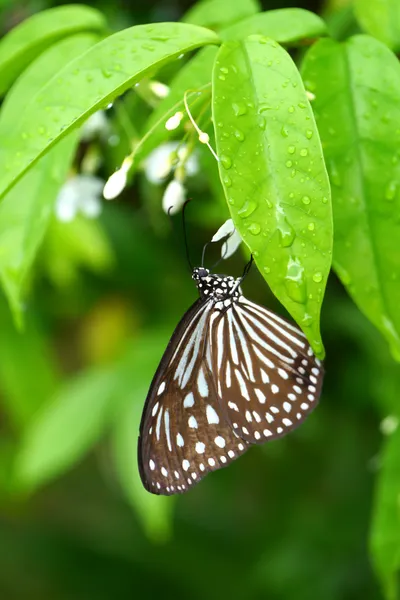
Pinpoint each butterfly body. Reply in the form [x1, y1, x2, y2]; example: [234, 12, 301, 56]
[138, 266, 323, 495]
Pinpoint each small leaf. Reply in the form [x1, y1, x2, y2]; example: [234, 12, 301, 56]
[0, 5, 107, 96]
[183, 0, 260, 30]
[15, 368, 118, 489]
[139, 46, 217, 159]
[213, 37, 332, 356]
[0, 23, 219, 201]
[370, 427, 400, 600]
[221, 8, 328, 44]
[354, 0, 400, 51]
[0, 35, 98, 323]
[301, 36, 400, 360]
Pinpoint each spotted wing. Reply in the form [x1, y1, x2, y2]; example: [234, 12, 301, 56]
[211, 296, 323, 444]
[138, 300, 249, 496]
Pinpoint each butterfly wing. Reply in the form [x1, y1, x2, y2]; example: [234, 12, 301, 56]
[138, 299, 249, 495]
[210, 296, 323, 444]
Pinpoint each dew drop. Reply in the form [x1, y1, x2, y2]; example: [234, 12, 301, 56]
[286, 160, 293, 168]
[265, 198, 273, 209]
[263, 266, 271, 274]
[288, 146, 296, 155]
[238, 200, 257, 218]
[248, 222, 261, 235]
[312, 271, 323, 283]
[322, 196, 328, 204]
[232, 102, 247, 116]
[302, 196, 311, 205]
[223, 175, 232, 187]
[288, 106, 295, 113]
[281, 126, 289, 138]
[258, 117, 266, 130]
[300, 148, 308, 157]
[284, 258, 306, 304]
[298, 102, 307, 109]
[220, 67, 229, 74]
[234, 129, 245, 141]
[220, 154, 232, 169]
[306, 129, 313, 139]
[385, 180, 397, 201]
[308, 222, 315, 231]
[277, 215, 296, 248]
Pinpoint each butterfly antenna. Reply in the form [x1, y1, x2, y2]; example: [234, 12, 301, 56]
[182, 200, 194, 271]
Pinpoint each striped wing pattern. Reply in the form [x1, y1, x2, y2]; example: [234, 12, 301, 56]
[138, 270, 323, 496]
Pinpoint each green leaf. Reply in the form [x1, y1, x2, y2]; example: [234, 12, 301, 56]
[370, 428, 400, 600]
[221, 9, 328, 44]
[354, 0, 400, 51]
[139, 46, 218, 159]
[15, 368, 118, 489]
[301, 36, 400, 361]
[0, 5, 107, 96]
[212, 37, 332, 356]
[0, 23, 219, 202]
[112, 333, 176, 542]
[0, 301, 59, 429]
[183, 0, 260, 30]
[0, 35, 98, 323]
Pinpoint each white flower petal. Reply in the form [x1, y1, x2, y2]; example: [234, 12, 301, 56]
[103, 169, 127, 200]
[144, 142, 178, 184]
[212, 218, 235, 242]
[165, 111, 183, 131]
[80, 111, 109, 141]
[222, 229, 242, 259]
[149, 81, 170, 99]
[80, 195, 102, 219]
[55, 175, 104, 222]
[162, 179, 186, 215]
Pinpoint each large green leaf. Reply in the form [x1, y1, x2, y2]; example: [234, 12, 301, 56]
[15, 367, 118, 489]
[213, 37, 332, 356]
[0, 35, 98, 323]
[221, 8, 327, 44]
[301, 36, 400, 360]
[370, 426, 400, 600]
[0, 5, 107, 96]
[183, 0, 260, 30]
[354, 0, 400, 51]
[0, 23, 219, 202]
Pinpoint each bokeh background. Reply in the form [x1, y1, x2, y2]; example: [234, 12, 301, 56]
[0, 0, 395, 598]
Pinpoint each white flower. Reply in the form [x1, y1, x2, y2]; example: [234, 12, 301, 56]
[380, 415, 398, 436]
[306, 90, 316, 102]
[149, 80, 170, 99]
[165, 111, 183, 131]
[80, 111, 110, 141]
[144, 142, 199, 184]
[103, 156, 133, 200]
[55, 175, 104, 222]
[162, 179, 186, 215]
[212, 218, 242, 259]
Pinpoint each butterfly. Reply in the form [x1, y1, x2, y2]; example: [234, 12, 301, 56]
[138, 260, 323, 495]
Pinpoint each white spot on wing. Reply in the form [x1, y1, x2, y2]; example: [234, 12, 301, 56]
[206, 405, 219, 424]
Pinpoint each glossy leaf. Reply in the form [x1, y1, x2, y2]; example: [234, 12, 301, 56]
[301, 36, 400, 360]
[354, 0, 400, 51]
[0, 23, 219, 202]
[112, 334, 176, 541]
[213, 37, 332, 356]
[183, 0, 260, 30]
[139, 46, 217, 160]
[0, 35, 98, 323]
[15, 368, 118, 489]
[370, 428, 400, 600]
[222, 9, 327, 44]
[0, 5, 107, 96]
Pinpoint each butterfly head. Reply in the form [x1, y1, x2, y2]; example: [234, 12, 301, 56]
[192, 267, 241, 303]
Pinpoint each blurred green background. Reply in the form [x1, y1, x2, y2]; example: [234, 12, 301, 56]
[0, 0, 395, 598]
